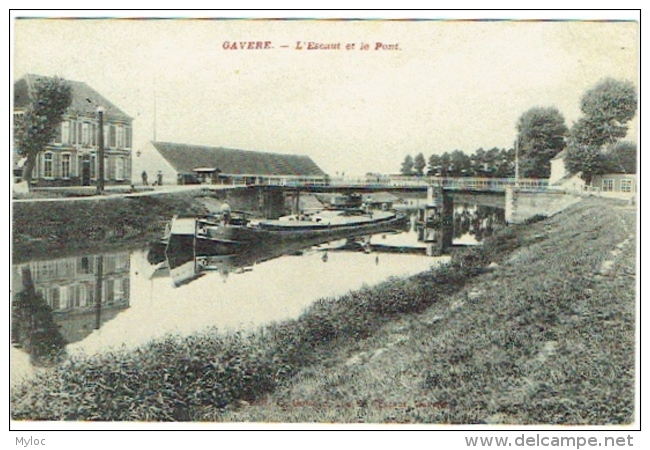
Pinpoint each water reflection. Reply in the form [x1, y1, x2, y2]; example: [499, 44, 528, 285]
[452, 203, 505, 243]
[11, 252, 131, 361]
[161, 230, 411, 287]
[11, 267, 67, 367]
[11, 201, 503, 382]
[409, 202, 505, 249]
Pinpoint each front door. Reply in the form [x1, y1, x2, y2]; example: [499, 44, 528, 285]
[82, 157, 91, 186]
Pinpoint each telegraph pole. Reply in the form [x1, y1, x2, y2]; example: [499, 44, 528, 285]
[514, 136, 520, 187]
[97, 106, 105, 194]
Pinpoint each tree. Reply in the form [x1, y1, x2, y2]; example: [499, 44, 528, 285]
[400, 155, 414, 176]
[567, 78, 637, 183]
[565, 144, 607, 185]
[439, 152, 451, 177]
[11, 267, 67, 366]
[471, 147, 486, 176]
[450, 149, 471, 176]
[579, 77, 637, 147]
[516, 106, 568, 178]
[427, 154, 441, 176]
[14, 76, 72, 185]
[413, 153, 426, 176]
[605, 141, 636, 174]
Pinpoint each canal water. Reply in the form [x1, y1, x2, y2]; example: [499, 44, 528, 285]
[11, 201, 504, 384]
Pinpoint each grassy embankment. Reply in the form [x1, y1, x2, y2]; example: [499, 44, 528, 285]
[10, 198, 636, 424]
[12, 191, 214, 263]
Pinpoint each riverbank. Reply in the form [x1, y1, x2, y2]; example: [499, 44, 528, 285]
[12, 189, 232, 263]
[221, 197, 634, 425]
[10, 197, 636, 424]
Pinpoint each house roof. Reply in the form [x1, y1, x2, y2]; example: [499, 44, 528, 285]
[152, 141, 326, 177]
[14, 74, 132, 122]
[551, 149, 568, 161]
[552, 146, 636, 174]
[552, 172, 582, 186]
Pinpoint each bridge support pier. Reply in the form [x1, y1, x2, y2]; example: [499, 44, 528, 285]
[424, 185, 454, 255]
[257, 187, 285, 219]
[505, 187, 580, 224]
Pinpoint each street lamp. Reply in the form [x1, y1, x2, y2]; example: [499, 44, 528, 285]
[96, 106, 105, 194]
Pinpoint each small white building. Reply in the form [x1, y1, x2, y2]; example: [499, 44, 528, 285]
[549, 149, 586, 192]
[549, 149, 636, 198]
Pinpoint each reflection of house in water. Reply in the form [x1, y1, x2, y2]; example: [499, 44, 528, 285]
[12, 252, 131, 344]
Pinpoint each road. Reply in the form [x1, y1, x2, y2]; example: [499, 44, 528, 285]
[12, 184, 236, 203]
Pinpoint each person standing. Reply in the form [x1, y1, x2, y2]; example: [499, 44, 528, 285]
[157, 170, 163, 186]
[220, 200, 232, 226]
[141, 170, 148, 186]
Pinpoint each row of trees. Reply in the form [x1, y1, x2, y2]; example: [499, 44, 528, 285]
[400, 78, 637, 183]
[400, 148, 516, 178]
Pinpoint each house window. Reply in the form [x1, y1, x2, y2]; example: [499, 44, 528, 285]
[109, 125, 116, 148]
[125, 126, 131, 149]
[51, 288, 61, 310]
[82, 122, 91, 146]
[116, 126, 124, 148]
[620, 179, 633, 193]
[43, 152, 54, 178]
[103, 125, 109, 147]
[104, 156, 109, 180]
[70, 120, 77, 144]
[115, 157, 125, 181]
[92, 123, 97, 146]
[105, 279, 115, 304]
[61, 153, 71, 179]
[62, 121, 70, 144]
[53, 123, 62, 144]
[602, 179, 614, 192]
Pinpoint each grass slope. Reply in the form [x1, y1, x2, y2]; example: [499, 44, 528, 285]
[216, 198, 637, 424]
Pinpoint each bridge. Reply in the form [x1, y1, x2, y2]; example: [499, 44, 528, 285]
[271, 176, 549, 192]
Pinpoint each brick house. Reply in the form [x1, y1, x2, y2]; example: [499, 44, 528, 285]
[13, 74, 134, 187]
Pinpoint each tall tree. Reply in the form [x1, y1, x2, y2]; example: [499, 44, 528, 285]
[579, 77, 637, 148]
[400, 155, 414, 176]
[567, 78, 637, 183]
[450, 149, 471, 176]
[516, 106, 568, 178]
[427, 154, 441, 176]
[471, 148, 486, 176]
[413, 153, 426, 176]
[439, 152, 451, 177]
[14, 76, 72, 185]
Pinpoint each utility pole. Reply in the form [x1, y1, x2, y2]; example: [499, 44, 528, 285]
[514, 136, 520, 187]
[97, 106, 105, 194]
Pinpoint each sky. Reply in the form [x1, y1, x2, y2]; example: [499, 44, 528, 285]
[12, 13, 639, 176]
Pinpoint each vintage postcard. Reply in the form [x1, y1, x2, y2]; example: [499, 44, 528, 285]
[9, 10, 639, 437]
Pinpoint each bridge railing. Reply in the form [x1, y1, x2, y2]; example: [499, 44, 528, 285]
[328, 176, 549, 190]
